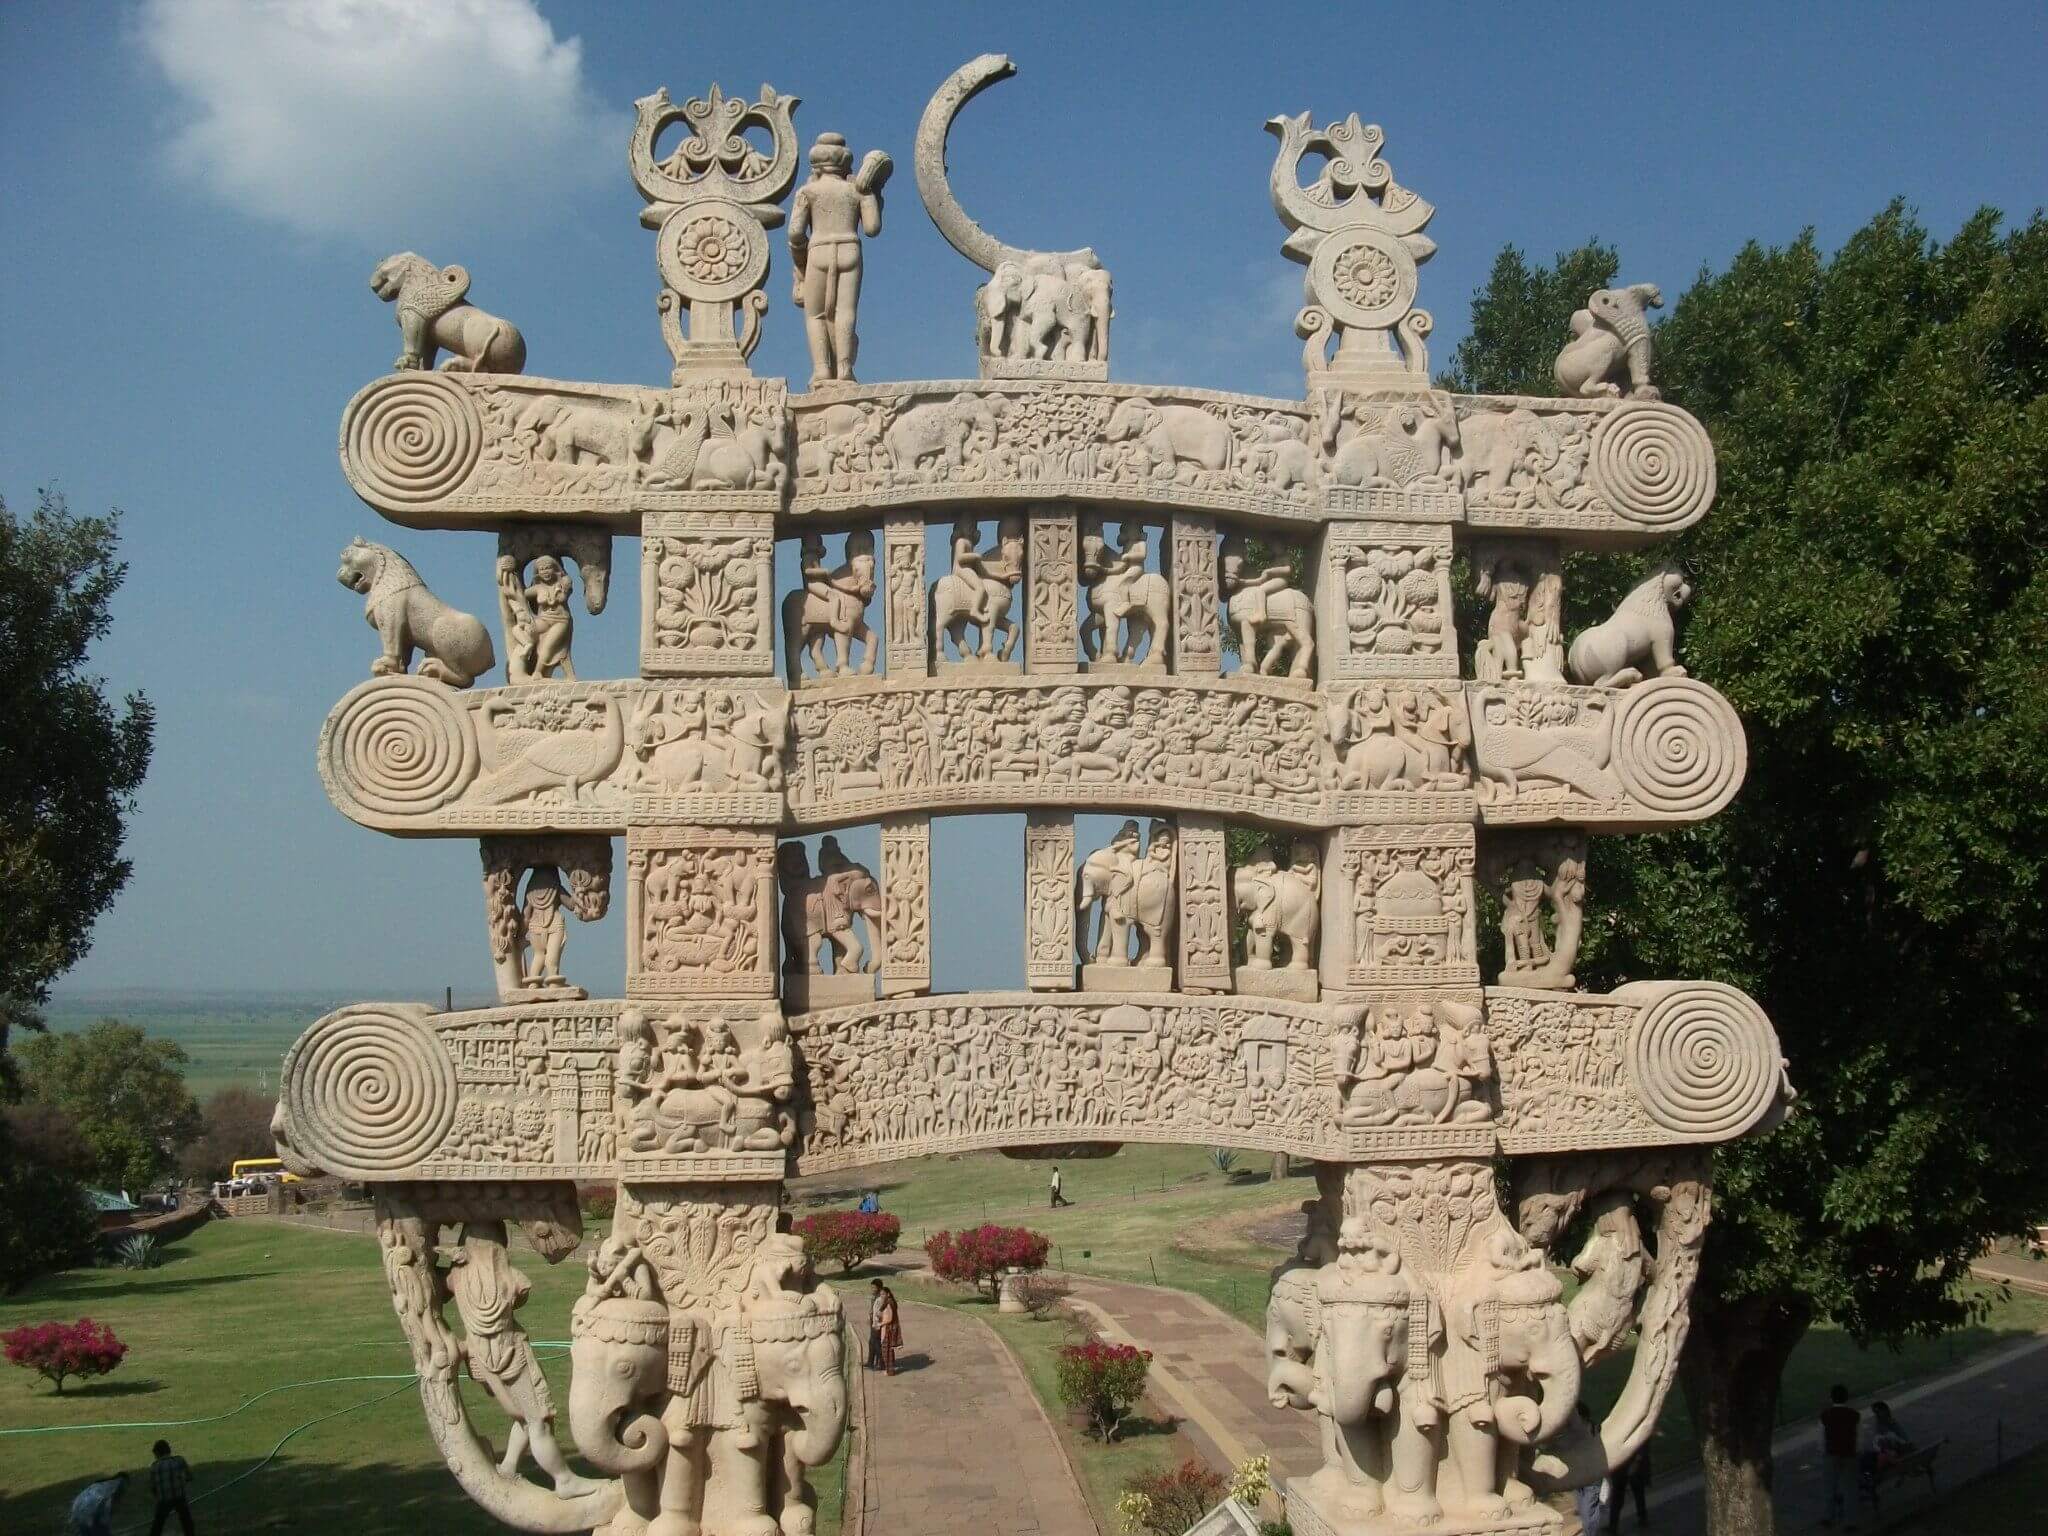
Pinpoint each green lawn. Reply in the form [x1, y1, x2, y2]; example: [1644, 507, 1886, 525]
[0, 1218, 846, 1533]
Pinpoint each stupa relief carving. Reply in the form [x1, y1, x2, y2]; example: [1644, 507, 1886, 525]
[1555, 283, 1664, 401]
[282, 55, 1796, 1536]
[372, 253, 528, 375]
[788, 133, 890, 386]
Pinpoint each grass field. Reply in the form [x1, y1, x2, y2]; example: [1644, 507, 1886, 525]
[0, 1218, 846, 1533]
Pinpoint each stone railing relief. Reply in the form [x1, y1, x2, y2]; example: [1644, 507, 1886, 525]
[285, 58, 1795, 1536]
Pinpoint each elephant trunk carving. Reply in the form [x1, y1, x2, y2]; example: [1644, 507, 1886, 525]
[567, 1295, 670, 1474]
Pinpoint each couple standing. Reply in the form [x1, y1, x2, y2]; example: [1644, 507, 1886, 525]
[866, 1278, 902, 1375]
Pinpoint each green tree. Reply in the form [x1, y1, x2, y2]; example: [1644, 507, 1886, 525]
[1444, 215, 2048, 1534]
[0, 489, 154, 1083]
[16, 1020, 201, 1194]
[178, 1086, 280, 1183]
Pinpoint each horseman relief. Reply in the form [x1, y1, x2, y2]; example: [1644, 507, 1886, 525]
[783, 531, 878, 683]
[932, 514, 1026, 668]
[1079, 516, 1170, 670]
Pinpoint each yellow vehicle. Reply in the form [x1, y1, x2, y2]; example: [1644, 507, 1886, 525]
[229, 1157, 300, 1184]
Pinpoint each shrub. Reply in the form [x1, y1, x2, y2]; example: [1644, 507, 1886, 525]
[792, 1209, 901, 1274]
[1055, 1337, 1150, 1440]
[1209, 1147, 1239, 1175]
[2, 1318, 127, 1393]
[1117, 1459, 1228, 1535]
[924, 1224, 1051, 1298]
[113, 1234, 163, 1270]
[1013, 1270, 1072, 1321]
[578, 1183, 616, 1222]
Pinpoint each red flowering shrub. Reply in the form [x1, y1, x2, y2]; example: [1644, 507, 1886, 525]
[923, 1224, 1051, 1297]
[792, 1210, 901, 1274]
[2, 1318, 127, 1393]
[1055, 1338, 1151, 1440]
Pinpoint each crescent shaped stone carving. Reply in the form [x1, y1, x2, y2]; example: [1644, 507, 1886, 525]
[915, 53, 1098, 275]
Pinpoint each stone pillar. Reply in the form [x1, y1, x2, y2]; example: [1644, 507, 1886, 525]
[1024, 812, 1075, 989]
[1026, 507, 1079, 673]
[883, 511, 928, 679]
[641, 512, 777, 676]
[879, 814, 932, 997]
[1177, 814, 1232, 993]
[1170, 513, 1220, 676]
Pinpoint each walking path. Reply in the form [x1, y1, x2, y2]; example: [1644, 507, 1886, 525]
[851, 1299, 1096, 1536]
[1059, 1271, 2048, 1535]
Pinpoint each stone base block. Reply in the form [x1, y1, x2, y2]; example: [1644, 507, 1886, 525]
[1283, 1476, 1561, 1536]
[934, 654, 1025, 676]
[1234, 966, 1319, 1002]
[783, 972, 876, 1012]
[502, 983, 588, 1003]
[982, 357, 1108, 382]
[1080, 963, 1174, 993]
[1080, 658, 1169, 679]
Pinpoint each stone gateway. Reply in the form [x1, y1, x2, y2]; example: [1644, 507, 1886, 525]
[277, 53, 1791, 1536]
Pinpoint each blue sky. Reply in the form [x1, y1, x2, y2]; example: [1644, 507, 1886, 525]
[7, 1, 2044, 1000]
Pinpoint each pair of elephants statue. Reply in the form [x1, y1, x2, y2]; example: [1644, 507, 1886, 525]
[570, 1230, 847, 1536]
[976, 253, 1111, 366]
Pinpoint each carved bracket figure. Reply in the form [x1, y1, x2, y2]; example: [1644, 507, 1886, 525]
[631, 84, 802, 379]
[338, 537, 496, 688]
[1483, 831, 1588, 989]
[917, 55, 1113, 379]
[481, 836, 613, 1002]
[1472, 542, 1566, 684]
[497, 527, 612, 685]
[372, 253, 527, 374]
[1555, 284, 1664, 401]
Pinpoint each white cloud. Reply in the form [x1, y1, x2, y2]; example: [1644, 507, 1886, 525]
[138, 0, 616, 242]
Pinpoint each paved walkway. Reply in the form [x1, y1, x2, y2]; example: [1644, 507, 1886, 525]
[1058, 1271, 2048, 1535]
[852, 1299, 1096, 1536]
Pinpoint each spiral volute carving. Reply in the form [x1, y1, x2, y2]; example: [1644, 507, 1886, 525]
[1614, 678, 1746, 817]
[1589, 402, 1715, 531]
[279, 1006, 459, 1176]
[343, 372, 483, 507]
[321, 677, 478, 820]
[1628, 984, 1781, 1138]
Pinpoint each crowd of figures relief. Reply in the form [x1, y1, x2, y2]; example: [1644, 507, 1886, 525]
[278, 49, 1793, 1536]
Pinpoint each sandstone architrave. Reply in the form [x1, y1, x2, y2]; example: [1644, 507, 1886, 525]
[284, 57, 1787, 1536]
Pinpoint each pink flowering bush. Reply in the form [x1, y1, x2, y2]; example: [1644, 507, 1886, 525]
[1056, 1338, 1152, 1440]
[2, 1318, 127, 1393]
[923, 1224, 1051, 1298]
[792, 1210, 901, 1274]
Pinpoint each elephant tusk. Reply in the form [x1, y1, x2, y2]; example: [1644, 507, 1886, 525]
[914, 55, 1098, 277]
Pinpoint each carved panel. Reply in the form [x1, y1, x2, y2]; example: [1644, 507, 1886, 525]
[1331, 823, 1479, 989]
[641, 513, 776, 676]
[1322, 683, 1477, 824]
[340, 374, 787, 528]
[1322, 522, 1456, 680]
[1490, 982, 1788, 1152]
[883, 512, 928, 678]
[1177, 815, 1231, 994]
[1469, 677, 1747, 830]
[1170, 513, 1221, 675]
[879, 816, 932, 996]
[614, 1003, 792, 1179]
[1027, 510, 1079, 673]
[1024, 814, 1076, 990]
[625, 826, 777, 999]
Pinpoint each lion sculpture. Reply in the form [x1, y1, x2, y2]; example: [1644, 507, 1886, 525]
[1567, 562, 1691, 689]
[371, 253, 527, 374]
[338, 537, 496, 688]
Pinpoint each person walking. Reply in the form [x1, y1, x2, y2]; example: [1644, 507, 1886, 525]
[1049, 1165, 1072, 1208]
[871, 1279, 901, 1375]
[147, 1440, 196, 1535]
[1819, 1384, 1859, 1527]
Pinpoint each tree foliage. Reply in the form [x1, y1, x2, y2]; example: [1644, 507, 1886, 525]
[0, 1121, 97, 1293]
[0, 489, 154, 1081]
[16, 1020, 202, 1193]
[178, 1086, 279, 1183]
[790, 1209, 901, 1274]
[1445, 210, 2048, 1530]
[923, 1224, 1051, 1296]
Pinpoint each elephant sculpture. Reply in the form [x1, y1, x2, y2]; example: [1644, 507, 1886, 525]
[1437, 1258, 1581, 1519]
[568, 1236, 848, 1536]
[883, 391, 1001, 476]
[1232, 850, 1319, 971]
[1105, 396, 1233, 481]
[1297, 1242, 1417, 1522]
[1554, 283, 1664, 401]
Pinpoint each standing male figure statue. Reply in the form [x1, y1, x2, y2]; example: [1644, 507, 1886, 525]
[790, 133, 892, 386]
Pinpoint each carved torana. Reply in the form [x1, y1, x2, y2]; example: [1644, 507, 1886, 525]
[281, 53, 1790, 1536]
